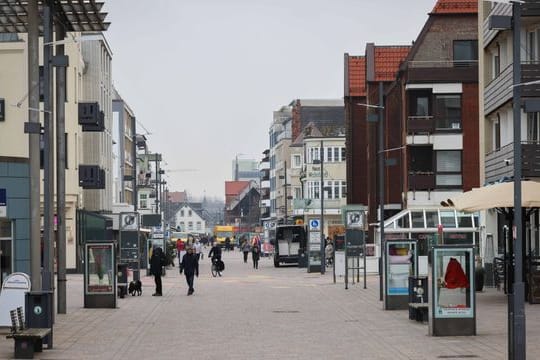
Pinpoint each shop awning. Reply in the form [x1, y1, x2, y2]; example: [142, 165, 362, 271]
[442, 181, 540, 212]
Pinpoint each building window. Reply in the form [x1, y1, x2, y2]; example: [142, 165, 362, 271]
[188, 221, 193, 231]
[140, 194, 147, 209]
[341, 147, 346, 162]
[436, 151, 462, 187]
[307, 146, 321, 163]
[179, 221, 185, 231]
[188, 210, 192, 217]
[526, 29, 540, 62]
[495, 114, 501, 150]
[180, 210, 184, 217]
[435, 94, 461, 130]
[0, 98, 4, 121]
[294, 187, 302, 199]
[527, 112, 540, 143]
[292, 154, 302, 168]
[493, 43, 501, 78]
[453, 40, 478, 66]
[307, 181, 320, 199]
[196, 221, 202, 231]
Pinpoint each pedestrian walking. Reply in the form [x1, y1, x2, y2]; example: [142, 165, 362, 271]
[150, 247, 166, 296]
[224, 236, 231, 251]
[194, 239, 202, 260]
[179, 246, 199, 295]
[252, 245, 260, 269]
[241, 239, 251, 263]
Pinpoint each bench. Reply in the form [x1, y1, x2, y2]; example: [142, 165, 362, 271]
[408, 302, 429, 323]
[5, 307, 51, 359]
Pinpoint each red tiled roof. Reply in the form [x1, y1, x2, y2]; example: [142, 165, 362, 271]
[431, 0, 478, 14]
[348, 56, 366, 97]
[168, 191, 187, 203]
[225, 181, 249, 196]
[374, 46, 410, 82]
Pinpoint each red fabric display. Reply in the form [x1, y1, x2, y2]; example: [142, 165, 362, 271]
[444, 258, 469, 289]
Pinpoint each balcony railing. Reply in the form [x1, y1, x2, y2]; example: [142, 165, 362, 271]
[485, 142, 540, 183]
[408, 172, 435, 191]
[407, 116, 434, 134]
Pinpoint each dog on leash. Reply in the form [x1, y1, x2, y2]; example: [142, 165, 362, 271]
[128, 280, 142, 296]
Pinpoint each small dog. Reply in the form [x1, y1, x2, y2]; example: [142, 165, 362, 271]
[128, 280, 142, 296]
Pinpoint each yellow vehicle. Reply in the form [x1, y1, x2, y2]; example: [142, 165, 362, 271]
[213, 225, 237, 246]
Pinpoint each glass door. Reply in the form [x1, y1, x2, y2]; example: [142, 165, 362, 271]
[0, 219, 13, 286]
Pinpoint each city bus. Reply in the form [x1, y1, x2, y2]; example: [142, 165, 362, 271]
[213, 225, 238, 246]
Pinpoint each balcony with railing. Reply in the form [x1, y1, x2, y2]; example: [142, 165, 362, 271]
[408, 172, 436, 191]
[407, 116, 435, 135]
[485, 142, 540, 183]
[406, 59, 478, 83]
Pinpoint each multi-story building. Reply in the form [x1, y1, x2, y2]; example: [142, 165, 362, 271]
[268, 105, 293, 223]
[268, 100, 345, 229]
[259, 150, 271, 222]
[173, 203, 207, 234]
[80, 33, 114, 213]
[112, 87, 136, 206]
[480, 2, 540, 260]
[232, 157, 260, 184]
[294, 122, 347, 236]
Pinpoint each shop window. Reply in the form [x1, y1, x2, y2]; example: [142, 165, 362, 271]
[411, 211, 425, 228]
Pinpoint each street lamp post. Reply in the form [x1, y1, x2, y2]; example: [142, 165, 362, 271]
[356, 83, 385, 301]
[511, 3, 525, 359]
[320, 140, 325, 275]
[488, 3, 526, 357]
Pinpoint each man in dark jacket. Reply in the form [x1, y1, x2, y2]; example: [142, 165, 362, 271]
[180, 246, 199, 295]
[150, 247, 167, 296]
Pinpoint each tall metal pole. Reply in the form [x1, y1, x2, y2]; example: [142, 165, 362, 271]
[43, 0, 55, 293]
[320, 139, 325, 275]
[511, 3, 526, 359]
[378, 82, 385, 303]
[132, 123, 137, 211]
[27, 0, 41, 291]
[284, 161, 288, 224]
[55, 23, 67, 314]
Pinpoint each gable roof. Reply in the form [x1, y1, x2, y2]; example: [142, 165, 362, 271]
[374, 46, 411, 82]
[345, 55, 366, 97]
[431, 0, 477, 15]
[225, 181, 250, 196]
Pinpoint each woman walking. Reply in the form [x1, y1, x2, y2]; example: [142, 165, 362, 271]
[252, 245, 260, 269]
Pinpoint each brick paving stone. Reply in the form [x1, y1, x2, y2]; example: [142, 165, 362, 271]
[0, 250, 538, 359]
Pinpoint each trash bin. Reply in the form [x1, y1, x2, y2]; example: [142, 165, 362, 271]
[25, 291, 53, 348]
[117, 263, 128, 298]
[298, 250, 307, 268]
[408, 276, 428, 322]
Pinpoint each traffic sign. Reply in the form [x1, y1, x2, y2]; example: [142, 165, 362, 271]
[309, 219, 320, 231]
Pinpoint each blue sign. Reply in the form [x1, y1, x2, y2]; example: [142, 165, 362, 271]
[309, 219, 320, 231]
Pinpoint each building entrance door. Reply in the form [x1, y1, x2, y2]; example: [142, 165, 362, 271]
[0, 219, 13, 285]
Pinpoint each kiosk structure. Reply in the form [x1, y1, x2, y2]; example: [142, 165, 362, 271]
[429, 245, 475, 336]
[384, 239, 418, 310]
[84, 242, 117, 308]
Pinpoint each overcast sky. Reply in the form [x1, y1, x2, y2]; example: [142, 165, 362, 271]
[103, 0, 437, 199]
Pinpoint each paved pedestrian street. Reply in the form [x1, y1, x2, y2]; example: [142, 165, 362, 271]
[1, 251, 540, 359]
